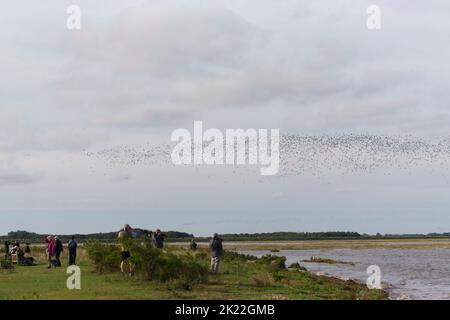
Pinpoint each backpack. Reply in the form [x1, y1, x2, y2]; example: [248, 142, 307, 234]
[68, 240, 77, 250]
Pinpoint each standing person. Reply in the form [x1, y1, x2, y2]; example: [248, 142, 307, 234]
[45, 236, 55, 269]
[190, 238, 197, 251]
[3, 241, 11, 259]
[12, 241, 21, 254]
[154, 229, 165, 249]
[147, 231, 155, 247]
[118, 224, 133, 276]
[209, 233, 223, 273]
[54, 236, 63, 267]
[68, 236, 78, 265]
[11, 241, 19, 254]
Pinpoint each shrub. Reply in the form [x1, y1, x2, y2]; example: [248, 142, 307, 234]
[161, 254, 209, 290]
[302, 256, 355, 265]
[222, 251, 258, 263]
[271, 271, 284, 282]
[128, 240, 208, 289]
[193, 248, 209, 260]
[289, 262, 307, 271]
[1, 257, 14, 271]
[258, 254, 286, 271]
[86, 240, 208, 290]
[85, 242, 121, 273]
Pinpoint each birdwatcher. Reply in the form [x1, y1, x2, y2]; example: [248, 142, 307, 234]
[118, 224, 134, 276]
[209, 233, 223, 273]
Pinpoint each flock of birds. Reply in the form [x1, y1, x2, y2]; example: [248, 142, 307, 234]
[85, 134, 450, 177]
[86, 144, 173, 167]
[279, 134, 450, 176]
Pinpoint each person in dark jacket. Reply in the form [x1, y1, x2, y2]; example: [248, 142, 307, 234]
[4, 241, 11, 259]
[54, 236, 63, 267]
[68, 236, 78, 265]
[190, 239, 198, 251]
[154, 229, 165, 249]
[209, 233, 223, 273]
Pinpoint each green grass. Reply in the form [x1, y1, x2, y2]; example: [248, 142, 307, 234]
[0, 246, 386, 300]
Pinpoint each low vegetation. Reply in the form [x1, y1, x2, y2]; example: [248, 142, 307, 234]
[288, 262, 308, 272]
[0, 244, 387, 300]
[0, 258, 14, 271]
[302, 257, 355, 266]
[86, 241, 208, 290]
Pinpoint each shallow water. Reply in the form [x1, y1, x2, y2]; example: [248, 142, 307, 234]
[238, 248, 450, 300]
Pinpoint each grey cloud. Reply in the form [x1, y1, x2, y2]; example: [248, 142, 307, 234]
[48, 0, 449, 137]
[0, 173, 41, 186]
[1, 0, 450, 235]
[3, 0, 448, 139]
[53, 2, 265, 128]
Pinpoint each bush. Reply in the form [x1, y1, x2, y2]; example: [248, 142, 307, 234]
[129, 241, 208, 288]
[258, 254, 286, 271]
[86, 240, 208, 290]
[222, 251, 258, 263]
[1, 257, 14, 271]
[85, 242, 121, 273]
[289, 262, 307, 271]
[130, 241, 208, 289]
[193, 248, 209, 260]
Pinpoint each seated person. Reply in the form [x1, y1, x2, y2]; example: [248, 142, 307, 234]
[16, 246, 25, 261]
[17, 246, 34, 266]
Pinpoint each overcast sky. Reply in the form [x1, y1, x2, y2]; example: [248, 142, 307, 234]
[1, 0, 450, 236]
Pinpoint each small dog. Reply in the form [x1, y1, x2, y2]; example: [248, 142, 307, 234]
[50, 259, 58, 267]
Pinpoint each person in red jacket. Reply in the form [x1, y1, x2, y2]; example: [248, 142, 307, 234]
[45, 236, 55, 269]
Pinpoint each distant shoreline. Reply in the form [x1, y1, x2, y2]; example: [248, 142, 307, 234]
[12, 238, 450, 251]
[3, 230, 450, 244]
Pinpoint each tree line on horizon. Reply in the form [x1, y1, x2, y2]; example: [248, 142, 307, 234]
[0, 230, 193, 242]
[2, 230, 450, 242]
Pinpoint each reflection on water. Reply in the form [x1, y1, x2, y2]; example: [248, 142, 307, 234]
[238, 248, 450, 300]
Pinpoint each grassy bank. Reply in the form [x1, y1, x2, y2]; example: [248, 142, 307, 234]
[0, 245, 386, 300]
[302, 257, 355, 266]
